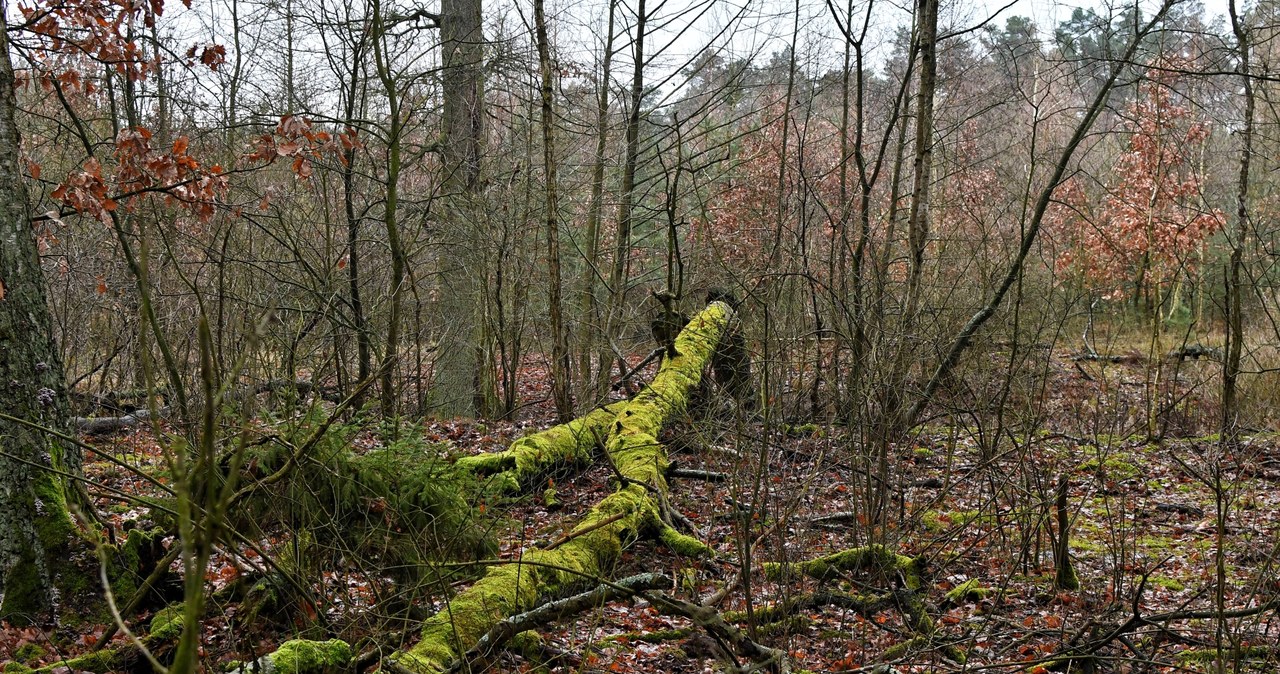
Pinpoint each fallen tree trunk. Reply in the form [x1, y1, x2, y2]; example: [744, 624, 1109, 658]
[449, 572, 673, 673]
[454, 401, 625, 493]
[74, 408, 167, 436]
[388, 300, 734, 673]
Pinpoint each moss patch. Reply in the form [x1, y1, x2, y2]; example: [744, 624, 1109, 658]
[268, 639, 353, 674]
[12, 644, 44, 664]
[1148, 575, 1186, 592]
[456, 403, 625, 493]
[1174, 645, 1275, 668]
[149, 603, 186, 642]
[922, 510, 983, 532]
[944, 578, 990, 604]
[1078, 455, 1140, 481]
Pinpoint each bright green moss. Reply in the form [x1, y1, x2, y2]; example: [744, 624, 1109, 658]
[922, 510, 982, 532]
[149, 603, 185, 641]
[1149, 575, 1185, 592]
[455, 404, 624, 493]
[392, 303, 735, 674]
[36, 649, 118, 674]
[12, 643, 44, 663]
[268, 639, 353, 674]
[1137, 535, 1176, 551]
[657, 526, 715, 557]
[945, 579, 990, 604]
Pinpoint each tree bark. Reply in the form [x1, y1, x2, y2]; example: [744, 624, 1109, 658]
[579, 0, 617, 401]
[600, 0, 646, 396]
[534, 0, 573, 420]
[0, 19, 78, 623]
[434, 0, 488, 417]
[1222, 0, 1253, 445]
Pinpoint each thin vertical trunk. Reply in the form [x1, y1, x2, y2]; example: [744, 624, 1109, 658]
[903, 0, 937, 311]
[372, 3, 406, 422]
[535, 0, 573, 420]
[582, 1, 616, 401]
[436, 0, 487, 417]
[1223, 0, 1252, 446]
[767, 0, 800, 270]
[343, 31, 372, 406]
[603, 0, 646, 390]
[887, 0, 937, 435]
[285, 0, 296, 111]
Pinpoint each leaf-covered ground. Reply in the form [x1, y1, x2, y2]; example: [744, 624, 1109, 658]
[4, 351, 1279, 673]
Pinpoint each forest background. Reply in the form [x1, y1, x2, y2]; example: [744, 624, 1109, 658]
[3, 0, 1280, 670]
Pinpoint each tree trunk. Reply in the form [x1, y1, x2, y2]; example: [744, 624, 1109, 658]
[434, 0, 487, 417]
[579, 0, 616, 402]
[1222, 0, 1253, 445]
[371, 1, 407, 422]
[0, 19, 78, 623]
[534, 0, 573, 420]
[342, 28, 372, 407]
[600, 0, 646, 396]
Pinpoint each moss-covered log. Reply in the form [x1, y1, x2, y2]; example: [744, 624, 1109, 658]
[226, 639, 354, 674]
[453, 572, 671, 672]
[387, 301, 734, 674]
[453, 402, 625, 493]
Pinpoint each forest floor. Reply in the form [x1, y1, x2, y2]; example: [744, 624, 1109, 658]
[4, 348, 1280, 673]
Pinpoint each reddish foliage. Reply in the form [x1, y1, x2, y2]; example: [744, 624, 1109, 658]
[1055, 59, 1225, 299]
[248, 115, 359, 182]
[50, 127, 227, 224]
